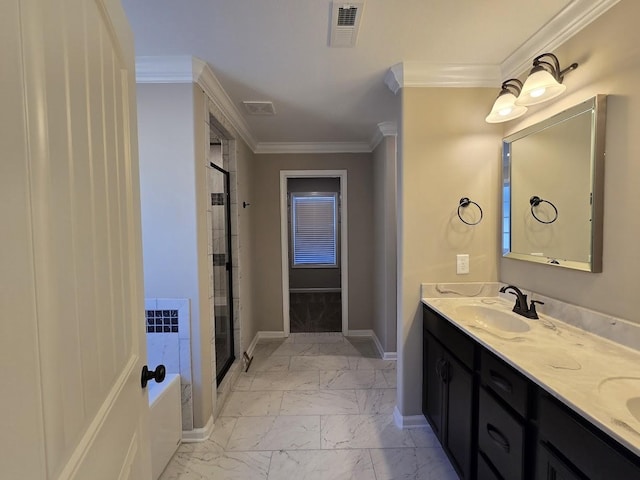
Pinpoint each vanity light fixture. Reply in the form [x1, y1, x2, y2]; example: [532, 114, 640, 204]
[485, 79, 528, 123]
[515, 53, 578, 106]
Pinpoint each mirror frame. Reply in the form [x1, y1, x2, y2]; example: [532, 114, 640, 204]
[502, 95, 607, 272]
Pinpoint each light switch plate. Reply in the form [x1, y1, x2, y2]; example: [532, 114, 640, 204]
[456, 254, 469, 274]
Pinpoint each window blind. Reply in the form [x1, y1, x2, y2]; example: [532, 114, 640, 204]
[292, 194, 337, 266]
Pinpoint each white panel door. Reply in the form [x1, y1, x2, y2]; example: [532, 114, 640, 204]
[0, 0, 151, 478]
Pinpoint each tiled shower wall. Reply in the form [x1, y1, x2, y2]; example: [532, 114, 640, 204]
[145, 297, 193, 431]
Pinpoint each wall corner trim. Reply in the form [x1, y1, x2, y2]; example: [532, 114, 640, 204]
[181, 415, 214, 443]
[393, 406, 429, 429]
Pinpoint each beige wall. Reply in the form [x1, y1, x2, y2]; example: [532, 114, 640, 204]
[372, 135, 398, 352]
[398, 88, 503, 415]
[251, 153, 374, 332]
[235, 138, 257, 351]
[501, 0, 640, 323]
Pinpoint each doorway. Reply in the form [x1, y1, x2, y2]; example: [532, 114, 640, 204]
[208, 158, 234, 385]
[280, 170, 348, 335]
[288, 178, 341, 332]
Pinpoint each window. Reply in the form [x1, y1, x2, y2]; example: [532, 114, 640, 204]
[291, 193, 338, 267]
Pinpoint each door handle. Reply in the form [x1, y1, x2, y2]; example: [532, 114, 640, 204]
[141, 364, 166, 388]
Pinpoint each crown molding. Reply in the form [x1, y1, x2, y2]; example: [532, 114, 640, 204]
[370, 121, 397, 150]
[135, 55, 195, 83]
[254, 142, 372, 154]
[501, 0, 621, 79]
[384, 62, 501, 93]
[384, 0, 619, 92]
[191, 58, 257, 150]
[135, 55, 257, 151]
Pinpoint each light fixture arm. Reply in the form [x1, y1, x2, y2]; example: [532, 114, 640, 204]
[531, 53, 578, 83]
[501, 78, 523, 97]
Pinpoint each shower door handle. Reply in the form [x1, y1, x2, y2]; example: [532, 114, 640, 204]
[141, 364, 166, 388]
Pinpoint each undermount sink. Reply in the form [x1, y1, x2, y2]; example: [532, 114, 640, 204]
[455, 305, 531, 333]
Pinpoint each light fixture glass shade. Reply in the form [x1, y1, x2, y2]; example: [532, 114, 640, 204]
[485, 92, 528, 123]
[515, 69, 566, 106]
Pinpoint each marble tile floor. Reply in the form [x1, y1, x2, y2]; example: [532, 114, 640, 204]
[160, 334, 458, 480]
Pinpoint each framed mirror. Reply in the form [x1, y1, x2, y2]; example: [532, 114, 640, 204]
[502, 95, 607, 272]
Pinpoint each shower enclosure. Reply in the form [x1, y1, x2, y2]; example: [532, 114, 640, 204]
[209, 162, 234, 385]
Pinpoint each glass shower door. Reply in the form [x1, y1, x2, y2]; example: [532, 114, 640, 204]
[210, 163, 234, 385]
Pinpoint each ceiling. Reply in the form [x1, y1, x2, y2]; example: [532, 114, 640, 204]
[122, 0, 616, 152]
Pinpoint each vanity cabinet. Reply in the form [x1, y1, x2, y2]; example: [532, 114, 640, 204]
[537, 392, 639, 480]
[422, 305, 640, 480]
[423, 306, 476, 479]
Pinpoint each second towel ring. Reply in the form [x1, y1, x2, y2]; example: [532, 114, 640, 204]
[457, 197, 483, 226]
[530, 196, 558, 224]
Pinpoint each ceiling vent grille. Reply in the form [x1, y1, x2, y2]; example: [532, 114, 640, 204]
[330, 2, 364, 47]
[337, 7, 358, 26]
[242, 101, 276, 116]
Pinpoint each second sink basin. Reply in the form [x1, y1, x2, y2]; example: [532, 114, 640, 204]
[455, 305, 531, 333]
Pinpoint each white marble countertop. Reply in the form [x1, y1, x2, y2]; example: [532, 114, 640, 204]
[422, 295, 640, 457]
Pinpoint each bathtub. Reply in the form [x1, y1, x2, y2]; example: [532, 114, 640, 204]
[149, 373, 182, 480]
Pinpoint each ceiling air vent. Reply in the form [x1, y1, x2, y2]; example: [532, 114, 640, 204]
[330, 2, 365, 47]
[242, 101, 276, 116]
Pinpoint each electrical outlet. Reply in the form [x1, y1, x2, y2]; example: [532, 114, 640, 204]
[456, 254, 469, 274]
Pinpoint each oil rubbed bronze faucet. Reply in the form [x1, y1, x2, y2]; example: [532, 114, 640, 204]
[499, 285, 544, 319]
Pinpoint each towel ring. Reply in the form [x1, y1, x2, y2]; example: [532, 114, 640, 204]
[457, 197, 483, 226]
[530, 196, 558, 224]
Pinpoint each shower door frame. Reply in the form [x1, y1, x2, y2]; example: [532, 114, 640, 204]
[211, 162, 235, 385]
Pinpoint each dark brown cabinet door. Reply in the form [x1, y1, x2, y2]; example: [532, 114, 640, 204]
[444, 352, 474, 479]
[423, 331, 474, 479]
[423, 332, 445, 439]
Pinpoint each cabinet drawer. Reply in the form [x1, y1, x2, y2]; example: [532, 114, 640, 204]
[478, 387, 525, 480]
[423, 305, 475, 370]
[538, 393, 640, 479]
[481, 349, 528, 417]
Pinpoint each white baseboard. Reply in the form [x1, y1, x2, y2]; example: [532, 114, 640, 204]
[182, 415, 214, 442]
[258, 331, 287, 338]
[346, 329, 373, 337]
[246, 332, 260, 357]
[246, 331, 288, 357]
[383, 351, 397, 360]
[370, 330, 384, 357]
[348, 329, 397, 361]
[393, 406, 428, 429]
